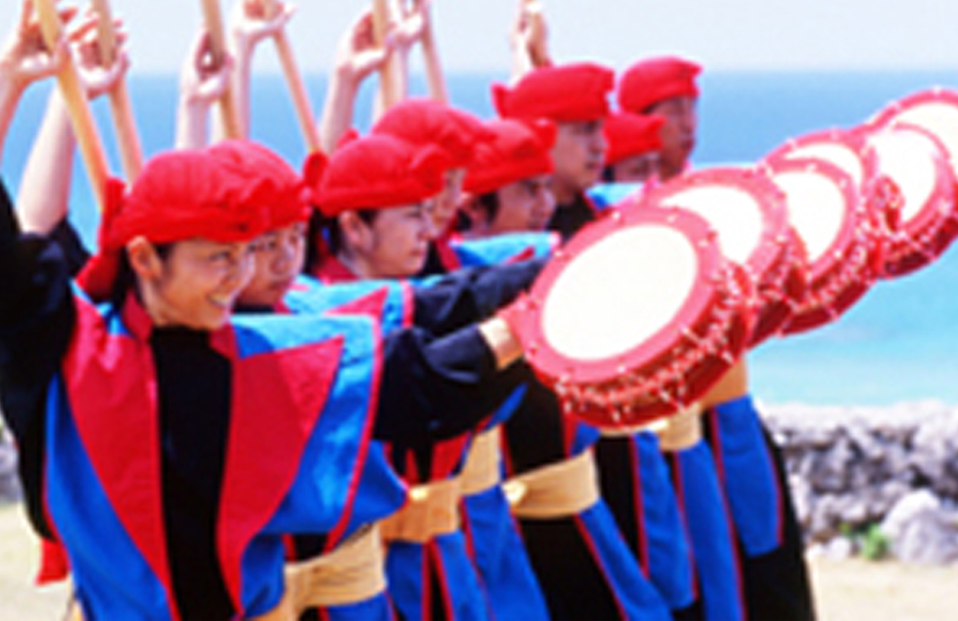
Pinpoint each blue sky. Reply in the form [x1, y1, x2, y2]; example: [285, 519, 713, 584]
[3, 0, 957, 75]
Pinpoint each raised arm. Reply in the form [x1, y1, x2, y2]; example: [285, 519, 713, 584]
[226, 0, 295, 139]
[317, 10, 391, 154]
[509, 0, 550, 82]
[0, 0, 76, 159]
[176, 30, 232, 149]
[17, 8, 128, 236]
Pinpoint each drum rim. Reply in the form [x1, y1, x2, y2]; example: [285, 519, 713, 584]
[765, 127, 881, 194]
[760, 157, 863, 283]
[869, 88, 958, 176]
[517, 206, 726, 385]
[641, 166, 791, 284]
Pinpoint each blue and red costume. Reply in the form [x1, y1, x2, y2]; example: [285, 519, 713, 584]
[704, 395, 815, 620]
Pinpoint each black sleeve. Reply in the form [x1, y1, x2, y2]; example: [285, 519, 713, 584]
[48, 218, 92, 278]
[0, 180, 76, 539]
[411, 257, 545, 335]
[374, 324, 528, 447]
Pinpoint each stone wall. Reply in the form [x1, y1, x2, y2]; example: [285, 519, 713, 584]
[0, 418, 21, 503]
[764, 400, 958, 563]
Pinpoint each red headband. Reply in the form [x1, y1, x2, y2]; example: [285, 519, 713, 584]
[492, 62, 615, 122]
[77, 150, 270, 301]
[311, 134, 451, 217]
[604, 112, 665, 165]
[464, 119, 556, 196]
[618, 56, 701, 114]
[372, 99, 491, 168]
[208, 140, 313, 230]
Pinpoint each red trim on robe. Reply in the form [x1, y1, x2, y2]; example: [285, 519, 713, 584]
[216, 330, 345, 612]
[64, 296, 179, 619]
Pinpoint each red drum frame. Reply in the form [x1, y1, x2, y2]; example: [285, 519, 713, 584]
[639, 167, 807, 346]
[514, 206, 753, 428]
[765, 128, 903, 240]
[866, 92, 958, 276]
[760, 158, 884, 334]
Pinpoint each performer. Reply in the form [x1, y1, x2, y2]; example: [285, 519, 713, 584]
[492, 61, 613, 240]
[487, 61, 671, 620]
[619, 54, 815, 621]
[617, 56, 700, 183]
[459, 118, 557, 237]
[370, 98, 490, 275]
[601, 110, 664, 185]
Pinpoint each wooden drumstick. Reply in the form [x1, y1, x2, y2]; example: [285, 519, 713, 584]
[199, 0, 243, 139]
[372, 0, 401, 110]
[418, 0, 449, 103]
[33, 0, 110, 211]
[90, 0, 143, 180]
[258, 0, 321, 152]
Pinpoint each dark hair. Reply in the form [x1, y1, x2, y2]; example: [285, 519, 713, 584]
[475, 191, 500, 222]
[602, 164, 616, 183]
[109, 242, 172, 307]
[304, 207, 379, 272]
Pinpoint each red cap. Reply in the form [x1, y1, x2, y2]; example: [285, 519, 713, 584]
[464, 119, 556, 196]
[372, 99, 491, 168]
[604, 112, 665, 165]
[77, 149, 270, 300]
[492, 62, 615, 122]
[617, 56, 701, 113]
[208, 140, 313, 229]
[311, 134, 451, 217]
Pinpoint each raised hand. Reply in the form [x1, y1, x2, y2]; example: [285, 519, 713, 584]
[69, 7, 130, 100]
[0, 0, 78, 92]
[230, 0, 296, 53]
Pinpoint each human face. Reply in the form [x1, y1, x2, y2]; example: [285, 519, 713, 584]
[348, 203, 434, 279]
[238, 222, 308, 308]
[647, 96, 697, 181]
[550, 120, 607, 203]
[133, 237, 255, 330]
[424, 168, 466, 237]
[489, 174, 556, 234]
[610, 153, 660, 184]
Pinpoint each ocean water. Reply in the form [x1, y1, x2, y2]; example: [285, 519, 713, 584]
[3, 70, 958, 407]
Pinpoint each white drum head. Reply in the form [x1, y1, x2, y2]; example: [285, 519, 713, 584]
[867, 128, 938, 223]
[890, 102, 958, 176]
[542, 225, 697, 361]
[784, 143, 865, 187]
[770, 170, 847, 263]
[658, 186, 763, 265]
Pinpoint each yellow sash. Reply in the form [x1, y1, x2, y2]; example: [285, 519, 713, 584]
[504, 449, 600, 519]
[460, 427, 502, 496]
[379, 477, 462, 543]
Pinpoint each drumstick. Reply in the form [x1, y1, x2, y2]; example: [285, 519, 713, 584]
[33, 0, 110, 211]
[89, 0, 143, 179]
[418, 0, 448, 104]
[372, 0, 401, 110]
[199, 0, 244, 139]
[258, 0, 321, 153]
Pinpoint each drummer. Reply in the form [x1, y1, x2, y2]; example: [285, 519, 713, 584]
[480, 60, 672, 620]
[620, 55, 815, 620]
[617, 56, 700, 182]
[601, 110, 665, 186]
[369, 97, 493, 275]
[492, 61, 615, 240]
